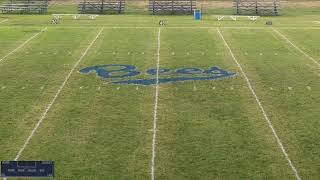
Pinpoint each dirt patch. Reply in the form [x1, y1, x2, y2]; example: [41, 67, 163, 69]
[282, 1, 320, 8]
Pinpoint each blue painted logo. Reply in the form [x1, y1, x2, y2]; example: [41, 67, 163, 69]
[79, 64, 236, 85]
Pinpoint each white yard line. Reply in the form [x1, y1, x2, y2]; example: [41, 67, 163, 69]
[0, 26, 319, 30]
[151, 28, 161, 180]
[0, 19, 8, 24]
[0, 27, 47, 63]
[110, 26, 320, 30]
[217, 28, 301, 180]
[12, 27, 104, 162]
[272, 28, 320, 67]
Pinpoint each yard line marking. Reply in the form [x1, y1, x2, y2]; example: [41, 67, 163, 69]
[1, 26, 320, 30]
[12, 27, 104, 162]
[217, 28, 301, 180]
[151, 28, 161, 180]
[0, 27, 47, 64]
[272, 28, 320, 67]
[0, 19, 8, 24]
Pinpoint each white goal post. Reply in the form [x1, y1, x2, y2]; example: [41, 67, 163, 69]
[216, 15, 259, 21]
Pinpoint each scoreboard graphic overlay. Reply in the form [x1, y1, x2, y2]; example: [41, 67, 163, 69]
[1, 161, 54, 178]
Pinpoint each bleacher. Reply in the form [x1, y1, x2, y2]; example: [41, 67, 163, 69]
[149, 0, 196, 15]
[0, 0, 49, 14]
[234, 0, 280, 16]
[78, 0, 125, 14]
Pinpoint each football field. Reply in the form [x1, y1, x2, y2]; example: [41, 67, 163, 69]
[0, 14, 319, 179]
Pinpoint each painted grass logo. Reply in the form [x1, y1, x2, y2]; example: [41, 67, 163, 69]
[79, 64, 236, 85]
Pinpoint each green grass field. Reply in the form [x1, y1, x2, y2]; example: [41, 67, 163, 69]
[0, 6, 319, 180]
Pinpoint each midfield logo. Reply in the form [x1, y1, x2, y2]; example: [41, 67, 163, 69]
[79, 64, 236, 85]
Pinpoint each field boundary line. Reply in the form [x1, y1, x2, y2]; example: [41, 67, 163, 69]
[217, 28, 301, 180]
[0, 27, 47, 64]
[101, 26, 320, 29]
[151, 28, 161, 180]
[11, 27, 104, 163]
[1, 26, 320, 30]
[0, 19, 8, 24]
[272, 28, 320, 67]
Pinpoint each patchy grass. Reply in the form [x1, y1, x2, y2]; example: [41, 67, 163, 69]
[0, 9, 319, 179]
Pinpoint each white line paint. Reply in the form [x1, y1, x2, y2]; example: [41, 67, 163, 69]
[12, 27, 104, 162]
[107, 26, 320, 30]
[217, 28, 301, 180]
[1, 26, 319, 30]
[272, 28, 320, 67]
[0, 27, 47, 63]
[0, 19, 8, 24]
[151, 28, 161, 180]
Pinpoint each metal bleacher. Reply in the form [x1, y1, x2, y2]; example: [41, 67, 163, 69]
[234, 0, 280, 16]
[78, 0, 125, 14]
[149, 0, 196, 15]
[0, 0, 49, 14]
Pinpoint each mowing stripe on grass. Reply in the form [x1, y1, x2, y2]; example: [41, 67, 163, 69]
[0, 27, 47, 64]
[272, 28, 320, 67]
[217, 28, 301, 180]
[151, 28, 161, 180]
[12, 27, 104, 162]
[0, 19, 8, 24]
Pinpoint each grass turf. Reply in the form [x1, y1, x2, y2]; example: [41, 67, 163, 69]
[0, 9, 319, 180]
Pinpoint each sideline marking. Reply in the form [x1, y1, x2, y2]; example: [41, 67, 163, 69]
[0, 19, 8, 24]
[217, 28, 301, 180]
[0, 27, 47, 64]
[1, 26, 320, 30]
[272, 28, 320, 67]
[151, 28, 161, 180]
[11, 27, 104, 163]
